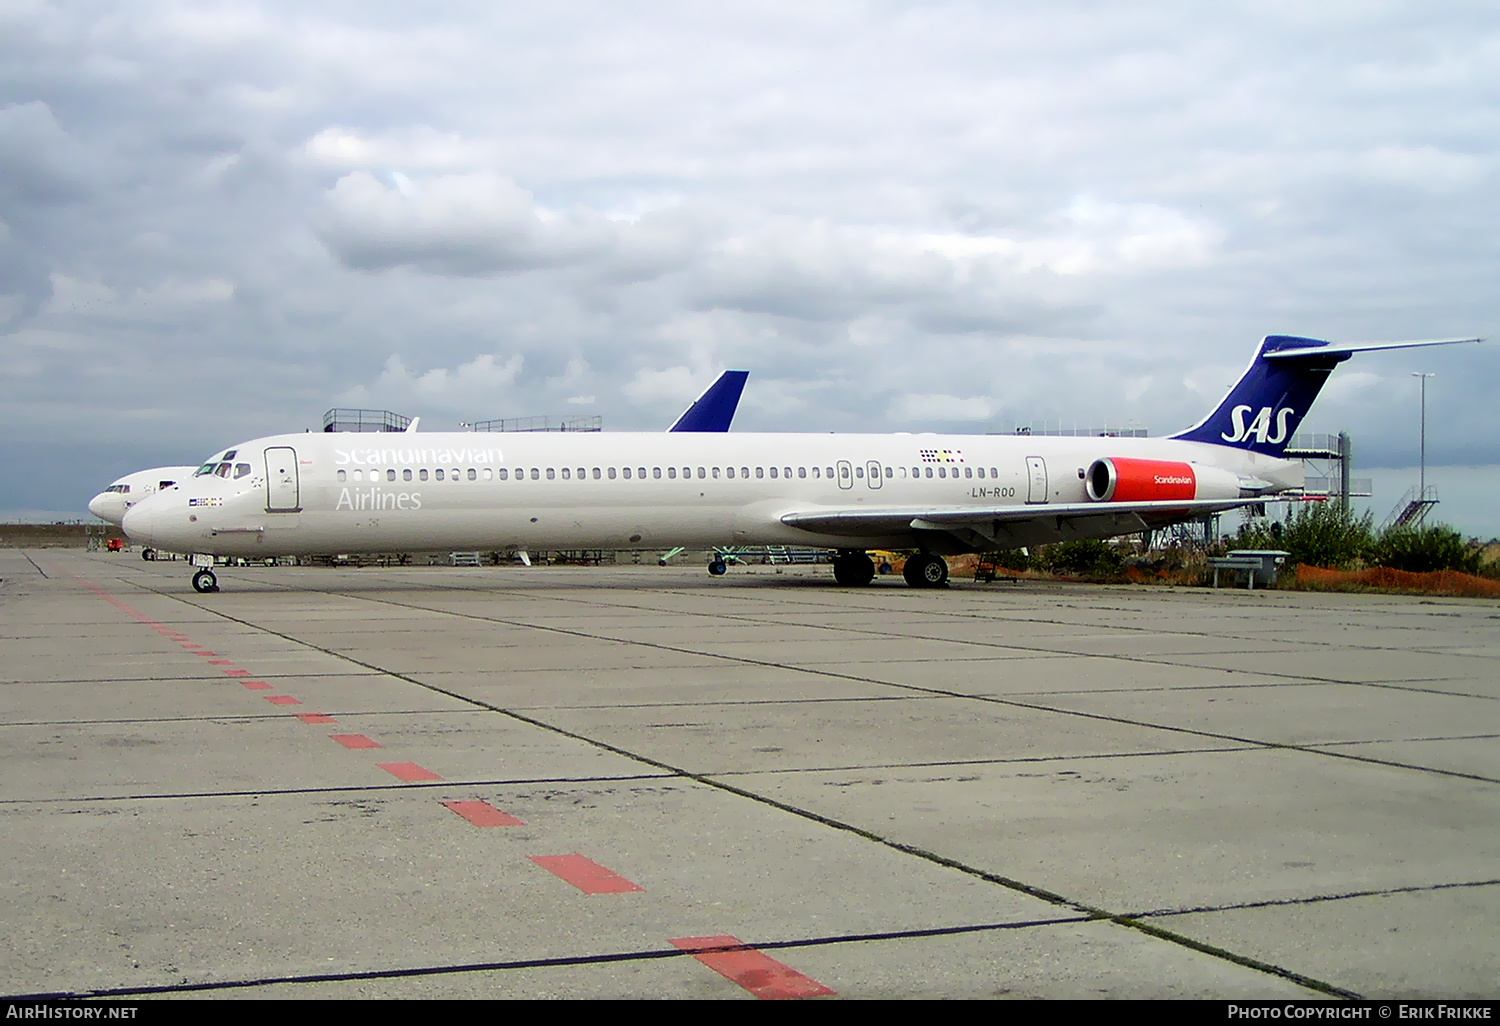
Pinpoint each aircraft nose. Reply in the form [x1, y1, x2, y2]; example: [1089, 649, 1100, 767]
[121, 503, 156, 546]
[87, 493, 111, 520]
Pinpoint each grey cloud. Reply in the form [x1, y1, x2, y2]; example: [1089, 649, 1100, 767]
[0, 102, 93, 206]
[318, 170, 620, 276]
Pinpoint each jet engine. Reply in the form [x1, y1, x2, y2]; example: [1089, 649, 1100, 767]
[1085, 458, 1243, 503]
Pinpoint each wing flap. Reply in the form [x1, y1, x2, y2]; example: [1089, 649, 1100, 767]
[781, 498, 1261, 541]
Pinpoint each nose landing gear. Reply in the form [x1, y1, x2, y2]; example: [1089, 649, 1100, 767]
[191, 569, 219, 593]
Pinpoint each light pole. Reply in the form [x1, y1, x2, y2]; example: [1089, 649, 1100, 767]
[1412, 372, 1434, 495]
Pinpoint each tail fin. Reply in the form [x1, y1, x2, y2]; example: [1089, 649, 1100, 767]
[668, 370, 749, 432]
[1171, 335, 1480, 456]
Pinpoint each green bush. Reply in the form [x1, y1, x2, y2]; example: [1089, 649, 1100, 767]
[1368, 524, 1480, 574]
[1237, 501, 1373, 570]
[1036, 539, 1126, 578]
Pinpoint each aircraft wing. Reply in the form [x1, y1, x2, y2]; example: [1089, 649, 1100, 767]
[782, 498, 1264, 550]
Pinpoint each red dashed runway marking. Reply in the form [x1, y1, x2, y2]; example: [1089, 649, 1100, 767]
[180, 643, 201, 649]
[241, 680, 273, 690]
[193, 651, 218, 657]
[443, 800, 525, 827]
[295, 713, 337, 724]
[670, 937, 836, 1000]
[224, 669, 250, 676]
[265, 695, 302, 706]
[529, 855, 644, 894]
[330, 734, 382, 750]
[209, 659, 234, 665]
[378, 762, 442, 782]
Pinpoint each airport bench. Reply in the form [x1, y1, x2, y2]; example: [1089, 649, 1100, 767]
[1208, 550, 1289, 590]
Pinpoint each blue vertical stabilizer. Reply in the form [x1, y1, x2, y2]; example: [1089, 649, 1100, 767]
[1170, 336, 1345, 456]
[1170, 335, 1480, 456]
[668, 370, 750, 432]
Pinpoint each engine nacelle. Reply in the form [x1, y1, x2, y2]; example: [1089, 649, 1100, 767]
[1085, 458, 1242, 503]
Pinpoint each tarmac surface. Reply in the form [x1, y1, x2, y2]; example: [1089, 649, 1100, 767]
[2, 548, 1497, 1000]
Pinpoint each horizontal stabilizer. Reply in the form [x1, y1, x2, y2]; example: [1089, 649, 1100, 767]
[1263, 337, 1481, 360]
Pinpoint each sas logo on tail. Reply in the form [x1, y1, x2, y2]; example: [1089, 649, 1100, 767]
[1221, 405, 1294, 445]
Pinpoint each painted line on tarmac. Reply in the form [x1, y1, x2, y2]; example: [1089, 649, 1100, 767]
[529, 854, 644, 894]
[0, 772, 675, 805]
[10, 914, 1093, 999]
[443, 799, 525, 827]
[379, 761, 443, 782]
[265, 695, 302, 706]
[330, 733, 382, 749]
[670, 935, 835, 999]
[296, 713, 338, 725]
[1128, 876, 1500, 920]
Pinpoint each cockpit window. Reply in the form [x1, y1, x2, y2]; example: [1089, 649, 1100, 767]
[223, 450, 237, 460]
[214, 462, 232, 478]
[233, 464, 251, 479]
[194, 463, 217, 477]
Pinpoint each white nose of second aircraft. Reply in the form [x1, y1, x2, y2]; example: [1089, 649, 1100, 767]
[120, 503, 156, 546]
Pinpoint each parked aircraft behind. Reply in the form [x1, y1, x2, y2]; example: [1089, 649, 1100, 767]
[88, 467, 199, 527]
[121, 335, 1478, 593]
[90, 371, 747, 530]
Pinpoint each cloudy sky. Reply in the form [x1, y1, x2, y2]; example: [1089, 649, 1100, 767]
[3, 2, 1497, 530]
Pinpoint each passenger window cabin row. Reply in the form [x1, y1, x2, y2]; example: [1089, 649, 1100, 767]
[334, 464, 1006, 483]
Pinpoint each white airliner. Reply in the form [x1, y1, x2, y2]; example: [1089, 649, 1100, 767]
[94, 371, 746, 552]
[88, 467, 200, 527]
[122, 335, 1478, 593]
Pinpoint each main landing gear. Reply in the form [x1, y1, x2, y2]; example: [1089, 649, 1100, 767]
[708, 557, 728, 576]
[192, 569, 219, 593]
[831, 549, 876, 586]
[902, 552, 950, 588]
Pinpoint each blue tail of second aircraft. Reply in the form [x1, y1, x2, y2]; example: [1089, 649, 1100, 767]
[1170, 335, 1480, 457]
[668, 370, 750, 432]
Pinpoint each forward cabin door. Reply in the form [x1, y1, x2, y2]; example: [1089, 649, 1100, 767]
[1025, 456, 1048, 504]
[265, 447, 301, 512]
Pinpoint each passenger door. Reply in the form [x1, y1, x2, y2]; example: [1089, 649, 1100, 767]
[1025, 456, 1048, 504]
[265, 447, 301, 512]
